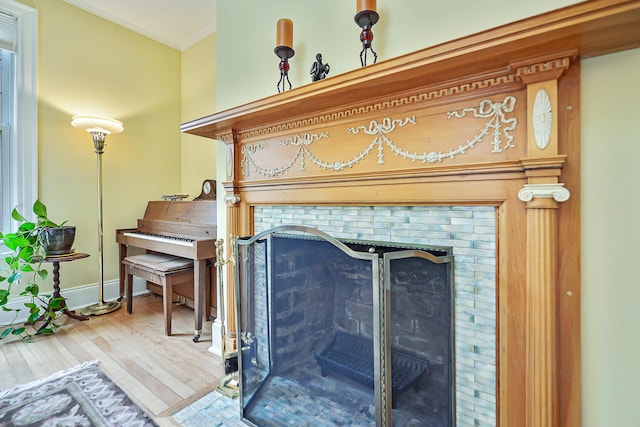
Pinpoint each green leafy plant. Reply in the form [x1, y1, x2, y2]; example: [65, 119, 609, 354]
[0, 200, 68, 340]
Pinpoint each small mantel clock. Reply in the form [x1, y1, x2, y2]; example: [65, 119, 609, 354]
[194, 179, 216, 201]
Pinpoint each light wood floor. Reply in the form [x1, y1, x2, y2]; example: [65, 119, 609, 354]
[0, 294, 225, 426]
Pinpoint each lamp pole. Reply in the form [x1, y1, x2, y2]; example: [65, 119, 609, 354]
[72, 116, 124, 316]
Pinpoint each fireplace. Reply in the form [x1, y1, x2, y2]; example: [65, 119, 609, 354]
[253, 205, 497, 425]
[175, 4, 637, 424]
[234, 225, 455, 426]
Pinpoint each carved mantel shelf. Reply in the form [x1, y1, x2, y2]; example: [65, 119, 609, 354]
[181, 2, 640, 427]
[182, 0, 640, 140]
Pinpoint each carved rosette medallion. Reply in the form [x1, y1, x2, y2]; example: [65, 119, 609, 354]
[533, 89, 552, 150]
[226, 144, 235, 181]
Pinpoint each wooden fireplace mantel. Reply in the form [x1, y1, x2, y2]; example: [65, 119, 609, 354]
[182, 2, 640, 426]
[182, 0, 640, 141]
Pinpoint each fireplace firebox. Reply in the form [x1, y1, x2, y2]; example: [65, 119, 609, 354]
[234, 225, 455, 426]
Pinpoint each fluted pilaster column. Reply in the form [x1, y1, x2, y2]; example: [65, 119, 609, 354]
[519, 184, 570, 427]
[514, 51, 575, 426]
[221, 130, 240, 350]
[224, 193, 241, 348]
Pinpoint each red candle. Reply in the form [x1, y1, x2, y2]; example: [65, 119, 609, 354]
[276, 18, 293, 48]
[357, 0, 376, 13]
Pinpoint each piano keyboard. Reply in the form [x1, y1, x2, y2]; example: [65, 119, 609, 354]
[122, 232, 195, 247]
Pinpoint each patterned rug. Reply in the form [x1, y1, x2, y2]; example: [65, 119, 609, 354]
[0, 360, 157, 427]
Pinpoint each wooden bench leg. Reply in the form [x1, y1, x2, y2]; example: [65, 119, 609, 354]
[204, 265, 211, 320]
[126, 270, 134, 314]
[162, 276, 172, 336]
[122, 257, 195, 338]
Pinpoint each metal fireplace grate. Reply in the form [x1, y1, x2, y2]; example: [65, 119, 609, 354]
[315, 330, 430, 408]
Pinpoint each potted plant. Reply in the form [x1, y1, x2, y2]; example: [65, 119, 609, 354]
[0, 199, 75, 340]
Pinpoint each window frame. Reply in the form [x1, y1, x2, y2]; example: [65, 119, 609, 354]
[0, 0, 37, 234]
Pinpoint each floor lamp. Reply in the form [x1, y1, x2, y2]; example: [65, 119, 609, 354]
[72, 115, 124, 316]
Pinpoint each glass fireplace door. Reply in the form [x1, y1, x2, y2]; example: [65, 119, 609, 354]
[235, 226, 380, 426]
[235, 235, 270, 408]
[383, 250, 455, 426]
[234, 225, 453, 426]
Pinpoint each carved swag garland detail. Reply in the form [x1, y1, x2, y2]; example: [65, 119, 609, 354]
[241, 96, 518, 178]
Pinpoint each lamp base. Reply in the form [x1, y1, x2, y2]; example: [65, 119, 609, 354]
[78, 300, 121, 316]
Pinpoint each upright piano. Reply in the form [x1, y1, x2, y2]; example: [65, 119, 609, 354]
[116, 200, 217, 341]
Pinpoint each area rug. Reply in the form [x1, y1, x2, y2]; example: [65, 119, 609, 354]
[0, 360, 157, 426]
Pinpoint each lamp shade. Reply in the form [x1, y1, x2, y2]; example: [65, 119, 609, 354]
[71, 115, 124, 135]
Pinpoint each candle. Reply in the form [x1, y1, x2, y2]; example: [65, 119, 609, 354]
[276, 18, 293, 48]
[357, 0, 376, 13]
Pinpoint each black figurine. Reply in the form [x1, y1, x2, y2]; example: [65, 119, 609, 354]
[310, 53, 330, 82]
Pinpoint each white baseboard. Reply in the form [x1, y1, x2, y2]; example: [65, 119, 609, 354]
[208, 319, 223, 356]
[0, 277, 150, 325]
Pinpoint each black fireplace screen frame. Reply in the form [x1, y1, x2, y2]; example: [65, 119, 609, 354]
[234, 224, 455, 426]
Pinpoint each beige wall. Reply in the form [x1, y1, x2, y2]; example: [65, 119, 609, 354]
[181, 32, 217, 198]
[581, 48, 640, 427]
[213, 1, 639, 426]
[20, 0, 182, 289]
[215, 0, 581, 110]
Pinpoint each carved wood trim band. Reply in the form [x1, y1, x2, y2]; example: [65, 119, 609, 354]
[235, 73, 521, 141]
[512, 50, 576, 85]
[218, 129, 235, 143]
[223, 53, 574, 144]
[241, 96, 520, 178]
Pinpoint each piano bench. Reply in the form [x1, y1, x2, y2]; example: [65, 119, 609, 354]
[122, 253, 202, 336]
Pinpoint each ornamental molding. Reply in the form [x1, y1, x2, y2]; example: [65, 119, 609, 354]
[224, 194, 241, 205]
[241, 132, 331, 177]
[515, 56, 571, 77]
[512, 51, 576, 85]
[226, 144, 235, 181]
[235, 74, 519, 141]
[446, 96, 517, 155]
[241, 96, 519, 178]
[218, 130, 235, 143]
[532, 89, 553, 150]
[517, 183, 570, 203]
[346, 117, 417, 166]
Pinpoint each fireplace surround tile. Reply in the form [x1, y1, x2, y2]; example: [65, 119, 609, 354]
[254, 204, 497, 426]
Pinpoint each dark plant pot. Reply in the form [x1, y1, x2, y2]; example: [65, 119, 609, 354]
[42, 226, 76, 255]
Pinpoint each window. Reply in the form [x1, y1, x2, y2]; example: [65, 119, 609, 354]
[1, 47, 16, 230]
[0, 0, 37, 235]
